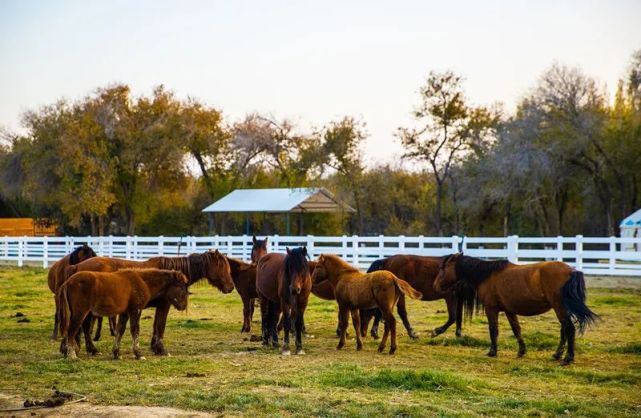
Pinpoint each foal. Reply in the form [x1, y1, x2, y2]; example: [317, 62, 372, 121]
[435, 253, 598, 364]
[60, 268, 189, 360]
[312, 254, 422, 354]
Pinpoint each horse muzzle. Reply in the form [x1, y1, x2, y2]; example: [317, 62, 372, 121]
[290, 287, 302, 295]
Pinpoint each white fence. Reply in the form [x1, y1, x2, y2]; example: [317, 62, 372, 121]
[1, 235, 640, 276]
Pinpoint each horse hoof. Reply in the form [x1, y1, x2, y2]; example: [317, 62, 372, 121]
[281, 349, 291, 356]
[377, 346, 384, 353]
[517, 350, 526, 358]
[552, 353, 562, 361]
[296, 349, 306, 355]
[487, 351, 497, 358]
[455, 330, 462, 338]
[561, 358, 573, 366]
[409, 333, 419, 340]
[356, 345, 363, 351]
[389, 348, 396, 355]
[137, 356, 147, 361]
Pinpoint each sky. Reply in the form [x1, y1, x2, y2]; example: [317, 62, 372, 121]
[1, 0, 640, 165]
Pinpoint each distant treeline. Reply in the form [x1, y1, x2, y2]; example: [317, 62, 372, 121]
[1, 51, 640, 237]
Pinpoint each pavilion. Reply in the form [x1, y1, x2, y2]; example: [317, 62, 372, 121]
[201, 187, 355, 234]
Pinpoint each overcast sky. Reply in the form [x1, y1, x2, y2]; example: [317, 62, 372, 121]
[1, 0, 640, 164]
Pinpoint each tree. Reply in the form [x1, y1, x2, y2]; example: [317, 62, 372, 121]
[398, 71, 496, 235]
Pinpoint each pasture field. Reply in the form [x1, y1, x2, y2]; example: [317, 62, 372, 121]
[0, 267, 640, 417]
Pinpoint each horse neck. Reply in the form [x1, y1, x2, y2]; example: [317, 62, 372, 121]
[155, 256, 197, 285]
[326, 256, 359, 285]
[140, 272, 172, 297]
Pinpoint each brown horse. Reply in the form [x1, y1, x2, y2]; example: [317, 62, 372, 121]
[66, 249, 233, 355]
[434, 253, 599, 364]
[60, 268, 189, 359]
[362, 255, 463, 339]
[227, 257, 258, 332]
[311, 254, 422, 354]
[47, 244, 97, 340]
[251, 235, 268, 263]
[256, 247, 311, 355]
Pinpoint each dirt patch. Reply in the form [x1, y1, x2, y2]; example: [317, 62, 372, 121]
[1, 392, 213, 418]
[585, 276, 641, 289]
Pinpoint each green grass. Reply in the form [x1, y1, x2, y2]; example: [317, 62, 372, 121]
[1, 266, 641, 417]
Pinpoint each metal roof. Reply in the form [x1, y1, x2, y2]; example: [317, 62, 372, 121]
[620, 208, 641, 228]
[202, 187, 355, 213]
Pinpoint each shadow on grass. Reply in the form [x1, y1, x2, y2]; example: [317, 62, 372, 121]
[607, 342, 641, 355]
[424, 335, 487, 348]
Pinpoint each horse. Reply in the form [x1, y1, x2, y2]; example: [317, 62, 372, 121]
[251, 235, 268, 263]
[361, 255, 463, 340]
[434, 253, 599, 365]
[311, 254, 422, 354]
[47, 244, 97, 340]
[256, 247, 311, 355]
[227, 257, 258, 332]
[60, 268, 189, 360]
[66, 249, 233, 355]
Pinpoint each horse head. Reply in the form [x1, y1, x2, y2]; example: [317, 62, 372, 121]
[69, 244, 97, 265]
[285, 246, 310, 296]
[434, 252, 463, 293]
[311, 254, 328, 285]
[251, 235, 268, 264]
[167, 271, 190, 311]
[204, 250, 235, 294]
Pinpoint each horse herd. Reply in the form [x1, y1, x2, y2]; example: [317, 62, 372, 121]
[47, 236, 598, 365]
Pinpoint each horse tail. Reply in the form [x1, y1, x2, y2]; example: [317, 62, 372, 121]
[59, 284, 71, 338]
[392, 276, 422, 300]
[561, 270, 599, 334]
[367, 258, 387, 273]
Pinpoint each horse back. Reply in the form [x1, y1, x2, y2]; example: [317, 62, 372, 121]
[384, 255, 441, 300]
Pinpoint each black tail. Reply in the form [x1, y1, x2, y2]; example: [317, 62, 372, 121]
[367, 258, 387, 273]
[561, 271, 599, 334]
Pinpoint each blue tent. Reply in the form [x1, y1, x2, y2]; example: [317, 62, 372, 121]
[620, 208, 641, 251]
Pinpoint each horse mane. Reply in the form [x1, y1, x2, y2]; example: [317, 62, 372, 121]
[325, 254, 359, 273]
[284, 248, 310, 292]
[449, 254, 511, 321]
[158, 252, 214, 285]
[69, 244, 97, 265]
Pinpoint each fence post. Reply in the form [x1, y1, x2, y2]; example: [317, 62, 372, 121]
[125, 236, 131, 259]
[378, 235, 385, 258]
[342, 235, 347, 259]
[242, 234, 248, 261]
[307, 235, 315, 258]
[43, 236, 48, 269]
[272, 235, 279, 253]
[556, 235, 564, 261]
[609, 236, 616, 273]
[575, 235, 583, 270]
[399, 235, 405, 253]
[18, 237, 24, 267]
[352, 235, 359, 266]
[418, 235, 424, 255]
[507, 235, 519, 263]
[108, 235, 114, 258]
[451, 235, 460, 254]
[158, 236, 164, 256]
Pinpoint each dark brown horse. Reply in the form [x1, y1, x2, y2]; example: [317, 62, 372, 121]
[227, 257, 258, 332]
[47, 244, 97, 340]
[251, 235, 268, 263]
[362, 255, 463, 339]
[66, 249, 233, 355]
[312, 254, 422, 354]
[434, 253, 598, 364]
[256, 247, 311, 355]
[60, 268, 189, 359]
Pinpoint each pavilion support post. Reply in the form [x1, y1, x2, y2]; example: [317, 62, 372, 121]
[245, 214, 250, 235]
[286, 213, 291, 235]
[208, 213, 214, 235]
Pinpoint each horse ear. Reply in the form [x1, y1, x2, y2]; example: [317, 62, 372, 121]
[286, 247, 291, 255]
[252, 235, 257, 244]
[319, 254, 324, 262]
[263, 237, 268, 248]
[302, 246, 307, 256]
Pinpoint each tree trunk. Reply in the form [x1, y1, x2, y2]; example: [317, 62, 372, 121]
[435, 180, 444, 236]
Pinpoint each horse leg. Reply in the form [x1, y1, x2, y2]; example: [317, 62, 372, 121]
[241, 297, 251, 333]
[336, 306, 349, 350]
[485, 306, 499, 357]
[370, 309, 382, 339]
[295, 309, 305, 355]
[109, 316, 117, 336]
[506, 312, 526, 357]
[281, 304, 292, 355]
[151, 304, 170, 355]
[250, 298, 256, 323]
[260, 298, 269, 347]
[81, 315, 99, 355]
[112, 314, 128, 360]
[52, 311, 59, 341]
[455, 296, 463, 337]
[377, 315, 390, 353]
[94, 317, 103, 341]
[351, 309, 363, 351]
[270, 302, 281, 350]
[432, 295, 457, 337]
[129, 310, 145, 360]
[396, 294, 417, 339]
[562, 320, 576, 365]
[64, 311, 86, 359]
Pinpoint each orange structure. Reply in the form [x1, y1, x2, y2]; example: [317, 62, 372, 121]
[0, 218, 57, 236]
